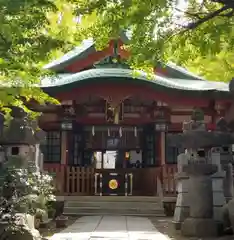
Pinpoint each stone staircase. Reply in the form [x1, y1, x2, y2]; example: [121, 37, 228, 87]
[63, 196, 165, 217]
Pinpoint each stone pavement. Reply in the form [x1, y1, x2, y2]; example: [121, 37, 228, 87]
[49, 215, 171, 240]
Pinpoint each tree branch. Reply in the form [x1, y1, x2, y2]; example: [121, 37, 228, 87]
[186, 5, 231, 29]
[175, 7, 204, 19]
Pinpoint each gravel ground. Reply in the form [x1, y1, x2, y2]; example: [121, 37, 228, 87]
[150, 217, 234, 240]
[40, 216, 77, 239]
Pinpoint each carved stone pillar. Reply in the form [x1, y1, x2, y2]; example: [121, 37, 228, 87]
[220, 146, 234, 202]
[181, 162, 218, 237]
[210, 147, 226, 224]
[173, 153, 189, 230]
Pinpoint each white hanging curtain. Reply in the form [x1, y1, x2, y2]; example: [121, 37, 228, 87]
[119, 127, 122, 137]
[134, 126, 137, 137]
[92, 126, 95, 136]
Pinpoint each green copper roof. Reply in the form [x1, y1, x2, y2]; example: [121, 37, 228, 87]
[41, 68, 229, 93]
[43, 39, 95, 71]
[43, 32, 205, 81]
[163, 62, 205, 81]
[44, 32, 130, 72]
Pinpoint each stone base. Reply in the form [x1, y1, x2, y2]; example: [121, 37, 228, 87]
[226, 197, 233, 203]
[173, 221, 182, 230]
[173, 206, 189, 230]
[216, 221, 225, 236]
[181, 218, 218, 237]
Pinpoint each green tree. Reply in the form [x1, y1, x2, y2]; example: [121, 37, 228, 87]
[71, 0, 234, 81]
[0, 0, 79, 114]
[1, 0, 233, 115]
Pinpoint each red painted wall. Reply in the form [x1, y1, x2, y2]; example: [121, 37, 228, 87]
[56, 83, 211, 107]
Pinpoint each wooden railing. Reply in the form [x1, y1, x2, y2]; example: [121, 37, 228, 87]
[161, 164, 177, 196]
[44, 164, 177, 196]
[44, 165, 95, 196]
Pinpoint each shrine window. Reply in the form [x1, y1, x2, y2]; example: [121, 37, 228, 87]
[165, 132, 184, 164]
[68, 132, 84, 166]
[142, 124, 159, 167]
[41, 131, 61, 163]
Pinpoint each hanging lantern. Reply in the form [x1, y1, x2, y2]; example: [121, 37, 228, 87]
[107, 106, 115, 122]
[134, 126, 137, 137]
[119, 127, 122, 137]
[92, 126, 95, 136]
[125, 152, 130, 159]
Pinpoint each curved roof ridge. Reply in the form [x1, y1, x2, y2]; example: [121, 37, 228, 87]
[166, 62, 205, 81]
[41, 68, 229, 92]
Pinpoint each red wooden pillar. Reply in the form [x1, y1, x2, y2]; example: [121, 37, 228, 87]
[159, 132, 166, 166]
[66, 132, 70, 165]
[60, 131, 68, 165]
[156, 132, 165, 195]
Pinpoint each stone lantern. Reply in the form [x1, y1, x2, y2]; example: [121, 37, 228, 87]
[0, 107, 45, 171]
[168, 109, 234, 237]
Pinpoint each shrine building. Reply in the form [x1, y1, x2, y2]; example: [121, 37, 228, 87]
[35, 34, 232, 197]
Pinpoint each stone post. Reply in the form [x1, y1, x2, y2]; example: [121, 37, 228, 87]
[181, 162, 218, 237]
[173, 153, 189, 230]
[219, 149, 234, 233]
[210, 147, 226, 225]
[220, 146, 234, 202]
